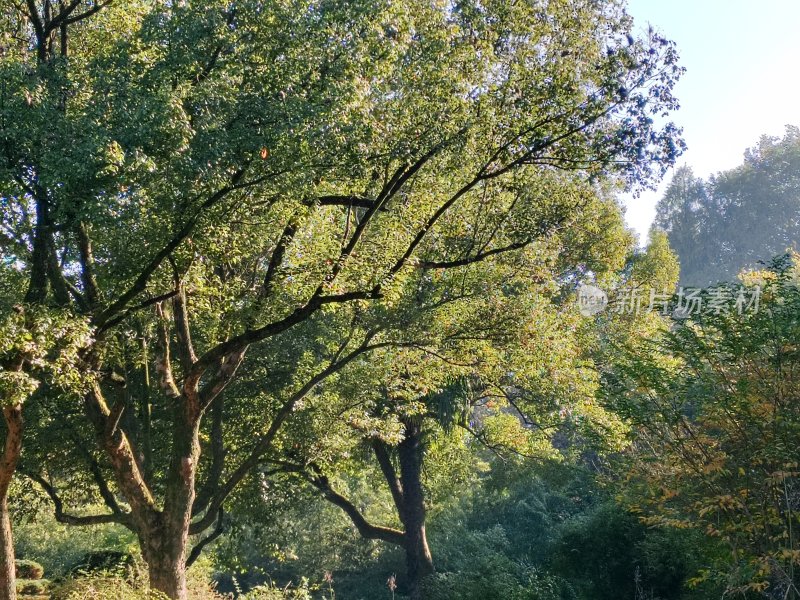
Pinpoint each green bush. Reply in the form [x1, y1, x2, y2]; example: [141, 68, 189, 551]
[14, 509, 137, 578]
[15, 559, 44, 580]
[422, 567, 573, 600]
[548, 501, 718, 600]
[68, 550, 142, 582]
[422, 526, 575, 600]
[16, 578, 49, 596]
[239, 579, 314, 599]
[50, 577, 168, 600]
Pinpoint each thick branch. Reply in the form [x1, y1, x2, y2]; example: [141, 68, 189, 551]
[57, 1, 113, 28]
[194, 394, 226, 512]
[25, 0, 46, 61]
[186, 509, 224, 568]
[370, 439, 404, 512]
[418, 239, 532, 269]
[306, 470, 405, 547]
[172, 285, 197, 371]
[0, 405, 23, 498]
[26, 471, 128, 527]
[262, 220, 298, 299]
[75, 222, 100, 303]
[74, 436, 122, 515]
[98, 290, 179, 332]
[316, 195, 375, 210]
[185, 289, 379, 388]
[84, 385, 158, 519]
[198, 347, 247, 410]
[153, 302, 180, 398]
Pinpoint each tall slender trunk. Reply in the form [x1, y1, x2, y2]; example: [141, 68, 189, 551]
[397, 421, 434, 600]
[0, 405, 23, 600]
[0, 498, 16, 600]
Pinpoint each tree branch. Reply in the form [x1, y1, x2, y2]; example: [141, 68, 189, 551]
[194, 394, 226, 512]
[58, 1, 113, 28]
[370, 439, 404, 512]
[98, 290, 180, 332]
[171, 282, 197, 372]
[316, 195, 375, 210]
[418, 239, 532, 269]
[261, 220, 298, 299]
[186, 508, 224, 567]
[25, 470, 129, 527]
[301, 466, 406, 547]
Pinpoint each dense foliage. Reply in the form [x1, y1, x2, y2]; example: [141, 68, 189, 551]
[3, 2, 796, 600]
[609, 253, 800, 597]
[0, 0, 686, 598]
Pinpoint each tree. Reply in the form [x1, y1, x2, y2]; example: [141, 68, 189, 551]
[1, 1, 683, 597]
[653, 128, 800, 286]
[651, 166, 716, 286]
[0, 309, 89, 599]
[263, 192, 634, 598]
[608, 253, 800, 596]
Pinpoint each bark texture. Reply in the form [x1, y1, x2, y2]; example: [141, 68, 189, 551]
[0, 405, 23, 600]
[396, 421, 434, 600]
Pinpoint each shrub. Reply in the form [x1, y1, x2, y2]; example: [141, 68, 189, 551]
[16, 578, 49, 596]
[13, 508, 137, 578]
[422, 526, 575, 600]
[548, 501, 718, 600]
[50, 577, 168, 600]
[422, 568, 573, 600]
[240, 579, 314, 599]
[15, 559, 44, 580]
[68, 551, 142, 583]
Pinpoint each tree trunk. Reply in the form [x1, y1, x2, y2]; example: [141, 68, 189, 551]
[141, 528, 188, 600]
[0, 498, 16, 600]
[143, 406, 201, 600]
[0, 405, 23, 600]
[85, 382, 201, 600]
[397, 421, 434, 600]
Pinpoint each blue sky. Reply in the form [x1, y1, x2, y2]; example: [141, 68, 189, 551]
[622, 0, 800, 242]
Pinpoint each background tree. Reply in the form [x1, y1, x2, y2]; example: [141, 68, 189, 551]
[653, 127, 800, 286]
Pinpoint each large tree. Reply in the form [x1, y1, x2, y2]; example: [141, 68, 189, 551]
[259, 187, 646, 598]
[1, 1, 682, 597]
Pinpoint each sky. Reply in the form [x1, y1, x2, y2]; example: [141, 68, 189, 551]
[621, 0, 800, 243]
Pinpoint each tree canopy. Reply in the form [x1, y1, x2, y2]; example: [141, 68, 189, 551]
[0, 1, 686, 599]
[654, 127, 800, 286]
